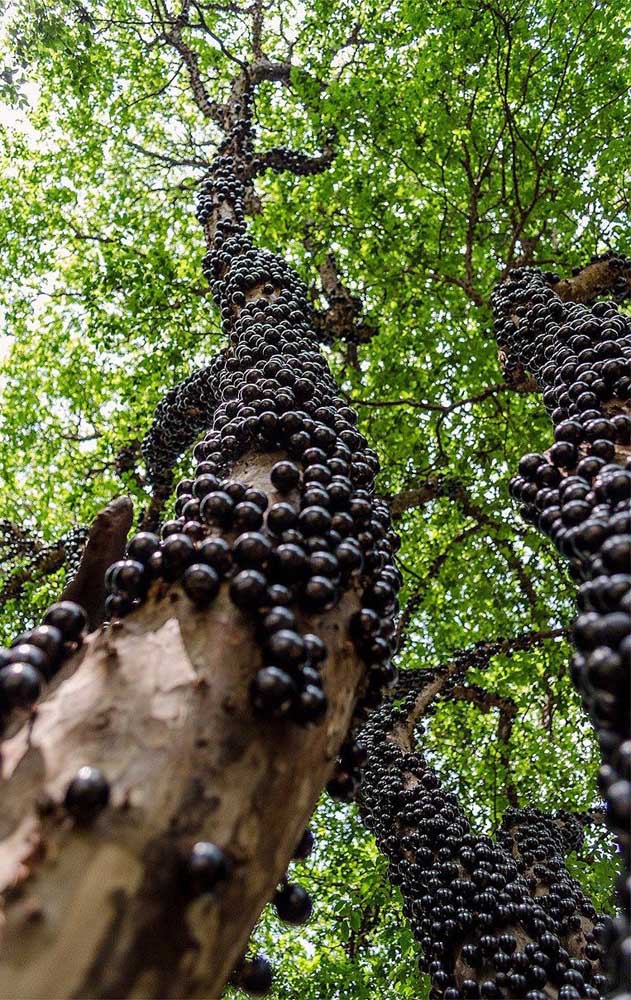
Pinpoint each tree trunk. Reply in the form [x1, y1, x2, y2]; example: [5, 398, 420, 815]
[0, 97, 400, 995]
[0, 452, 364, 999]
[491, 257, 631, 996]
[359, 654, 608, 999]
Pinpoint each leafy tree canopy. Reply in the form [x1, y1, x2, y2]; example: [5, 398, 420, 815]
[0, 0, 629, 994]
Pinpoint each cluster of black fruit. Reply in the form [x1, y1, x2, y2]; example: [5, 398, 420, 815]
[142, 354, 226, 489]
[0, 599, 88, 721]
[102, 126, 400, 981]
[0, 520, 40, 562]
[551, 252, 631, 303]
[491, 264, 630, 996]
[390, 635, 550, 719]
[359, 670, 609, 1000]
[0, 523, 88, 596]
[0, 518, 91, 718]
[110, 142, 401, 734]
[248, 145, 333, 179]
[0, 117, 401, 997]
[61, 526, 90, 579]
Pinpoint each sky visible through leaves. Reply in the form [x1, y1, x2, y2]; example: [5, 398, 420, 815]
[0, 0, 629, 994]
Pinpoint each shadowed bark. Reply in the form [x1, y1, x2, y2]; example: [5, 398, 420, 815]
[0, 453, 365, 999]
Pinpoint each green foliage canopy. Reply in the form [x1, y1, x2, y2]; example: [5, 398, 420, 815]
[0, 0, 629, 994]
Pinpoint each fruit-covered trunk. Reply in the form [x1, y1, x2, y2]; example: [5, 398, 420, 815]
[0, 113, 400, 997]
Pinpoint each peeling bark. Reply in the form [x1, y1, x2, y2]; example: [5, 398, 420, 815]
[0, 453, 364, 999]
[359, 666, 606, 998]
[61, 497, 134, 630]
[553, 258, 631, 305]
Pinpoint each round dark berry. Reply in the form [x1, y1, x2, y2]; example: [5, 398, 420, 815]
[302, 575, 336, 610]
[0, 662, 42, 710]
[200, 491, 235, 525]
[233, 532, 272, 568]
[64, 766, 110, 823]
[266, 502, 297, 534]
[110, 559, 146, 597]
[185, 841, 232, 895]
[304, 633, 326, 663]
[250, 666, 295, 716]
[42, 601, 87, 641]
[232, 501, 264, 530]
[270, 460, 301, 492]
[198, 537, 233, 574]
[266, 629, 305, 668]
[273, 882, 312, 924]
[127, 532, 161, 564]
[230, 570, 269, 610]
[182, 564, 220, 606]
[293, 828, 315, 860]
[17, 626, 63, 673]
[272, 543, 308, 581]
[292, 683, 327, 724]
[238, 954, 273, 995]
[161, 534, 195, 580]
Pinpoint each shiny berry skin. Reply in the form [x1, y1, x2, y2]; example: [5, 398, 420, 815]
[230, 570, 268, 610]
[0, 662, 42, 709]
[273, 882, 312, 924]
[185, 841, 232, 895]
[232, 501, 264, 530]
[266, 502, 298, 535]
[17, 624, 63, 663]
[160, 533, 195, 580]
[238, 954, 273, 995]
[200, 491, 235, 525]
[270, 460, 300, 492]
[233, 532, 272, 568]
[298, 505, 331, 534]
[110, 560, 146, 597]
[350, 608, 380, 640]
[302, 575, 336, 610]
[1, 643, 49, 674]
[265, 629, 305, 668]
[127, 532, 161, 564]
[292, 683, 327, 724]
[198, 537, 232, 574]
[192, 474, 220, 498]
[221, 480, 247, 503]
[182, 564, 220, 606]
[250, 667, 295, 716]
[309, 550, 339, 579]
[42, 601, 87, 641]
[64, 766, 110, 823]
[336, 542, 363, 577]
[267, 584, 292, 606]
[293, 828, 315, 860]
[243, 488, 268, 511]
[104, 593, 133, 620]
[261, 606, 296, 633]
[304, 633, 326, 664]
[602, 535, 631, 573]
[271, 543, 308, 581]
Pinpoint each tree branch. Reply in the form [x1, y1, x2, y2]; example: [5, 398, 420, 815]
[552, 254, 631, 304]
[310, 254, 377, 346]
[60, 497, 134, 630]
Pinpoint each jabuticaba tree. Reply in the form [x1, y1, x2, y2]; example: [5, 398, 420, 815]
[0, 60, 402, 1000]
[491, 258, 631, 997]
[360, 659, 610, 1000]
[1, 1, 630, 997]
